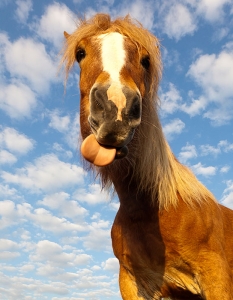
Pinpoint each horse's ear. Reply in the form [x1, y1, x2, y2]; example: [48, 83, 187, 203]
[64, 31, 70, 39]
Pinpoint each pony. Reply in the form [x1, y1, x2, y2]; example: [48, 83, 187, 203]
[61, 13, 233, 300]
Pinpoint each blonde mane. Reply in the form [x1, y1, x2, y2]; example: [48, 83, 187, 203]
[61, 14, 216, 209]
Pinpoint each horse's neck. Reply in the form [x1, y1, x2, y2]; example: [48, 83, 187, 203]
[110, 166, 158, 219]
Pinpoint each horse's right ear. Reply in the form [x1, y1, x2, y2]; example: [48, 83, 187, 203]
[64, 31, 70, 39]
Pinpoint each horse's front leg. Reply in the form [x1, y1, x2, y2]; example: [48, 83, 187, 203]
[119, 264, 163, 300]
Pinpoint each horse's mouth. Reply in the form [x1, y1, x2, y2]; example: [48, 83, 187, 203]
[81, 131, 131, 167]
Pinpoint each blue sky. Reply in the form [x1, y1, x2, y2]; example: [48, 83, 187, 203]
[0, 0, 233, 299]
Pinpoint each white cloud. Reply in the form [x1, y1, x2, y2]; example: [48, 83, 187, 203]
[3, 36, 58, 94]
[52, 143, 73, 159]
[200, 144, 221, 156]
[15, 0, 32, 24]
[83, 228, 111, 251]
[187, 48, 233, 125]
[64, 113, 80, 149]
[82, 215, 111, 251]
[0, 251, 20, 260]
[181, 95, 207, 116]
[160, 83, 183, 115]
[220, 165, 230, 173]
[1, 154, 85, 193]
[31, 240, 92, 267]
[31, 208, 87, 233]
[163, 118, 185, 140]
[0, 239, 19, 251]
[191, 162, 217, 176]
[0, 184, 20, 200]
[20, 264, 35, 273]
[47, 111, 80, 150]
[35, 2, 77, 49]
[74, 184, 110, 205]
[0, 81, 37, 119]
[0, 199, 88, 233]
[0, 150, 17, 165]
[195, 0, 231, 22]
[48, 110, 71, 132]
[0, 127, 34, 154]
[0, 200, 31, 230]
[219, 140, 233, 152]
[102, 257, 119, 273]
[178, 144, 197, 163]
[198, 140, 233, 157]
[221, 180, 233, 209]
[115, 0, 156, 30]
[162, 3, 197, 40]
[38, 192, 88, 220]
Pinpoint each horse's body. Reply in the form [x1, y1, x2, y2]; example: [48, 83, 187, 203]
[62, 14, 233, 299]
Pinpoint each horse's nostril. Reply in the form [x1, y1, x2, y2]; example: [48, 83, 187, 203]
[129, 100, 141, 119]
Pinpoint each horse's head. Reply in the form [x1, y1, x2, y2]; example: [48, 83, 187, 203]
[62, 14, 161, 166]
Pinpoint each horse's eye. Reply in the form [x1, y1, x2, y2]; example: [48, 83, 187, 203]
[141, 55, 150, 70]
[76, 48, 86, 63]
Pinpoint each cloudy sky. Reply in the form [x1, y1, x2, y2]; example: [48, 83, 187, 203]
[0, 0, 233, 299]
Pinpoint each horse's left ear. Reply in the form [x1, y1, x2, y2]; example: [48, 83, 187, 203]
[64, 31, 70, 39]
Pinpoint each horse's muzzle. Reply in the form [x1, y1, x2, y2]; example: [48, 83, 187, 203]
[88, 84, 142, 148]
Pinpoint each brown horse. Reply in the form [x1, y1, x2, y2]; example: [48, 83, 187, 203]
[61, 14, 233, 300]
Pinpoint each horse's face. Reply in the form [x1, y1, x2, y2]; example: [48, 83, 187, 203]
[77, 31, 150, 149]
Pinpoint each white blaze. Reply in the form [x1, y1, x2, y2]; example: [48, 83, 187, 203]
[99, 32, 126, 82]
[99, 32, 126, 121]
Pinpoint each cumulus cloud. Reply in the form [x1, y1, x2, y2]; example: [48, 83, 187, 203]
[178, 144, 197, 163]
[114, 0, 156, 30]
[35, 2, 77, 49]
[15, 0, 33, 24]
[0, 199, 88, 234]
[73, 184, 110, 205]
[195, 0, 231, 22]
[162, 3, 197, 40]
[200, 144, 221, 156]
[191, 162, 217, 177]
[163, 118, 185, 140]
[47, 111, 80, 150]
[0, 239, 19, 251]
[4, 37, 58, 94]
[31, 208, 87, 233]
[0, 81, 37, 119]
[0, 200, 31, 230]
[1, 154, 85, 193]
[0, 150, 17, 165]
[31, 240, 92, 267]
[199, 140, 233, 156]
[221, 180, 233, 209]
[0, 184, 20, 200]
[220, 165, 230, 173]
[181, 95, 207, 117]
[102, 257, 119, 273]
[0, 127, 34, 155]
[83, 227, 111, 251]
[38, 192, 88, 220]
[48, 110, 71, 132]
[160, 83, 183, 115]
[187, 47, 233, 125]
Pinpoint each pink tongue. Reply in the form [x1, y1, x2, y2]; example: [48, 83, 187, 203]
[81, 134, 116, 167]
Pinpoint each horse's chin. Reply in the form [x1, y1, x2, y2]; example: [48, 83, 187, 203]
[115, 145, 129, 159]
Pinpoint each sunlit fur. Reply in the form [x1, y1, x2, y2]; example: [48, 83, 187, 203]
[61, 13, 215, 209]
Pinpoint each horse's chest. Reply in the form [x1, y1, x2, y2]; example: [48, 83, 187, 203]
[111, 212, 201, 298]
